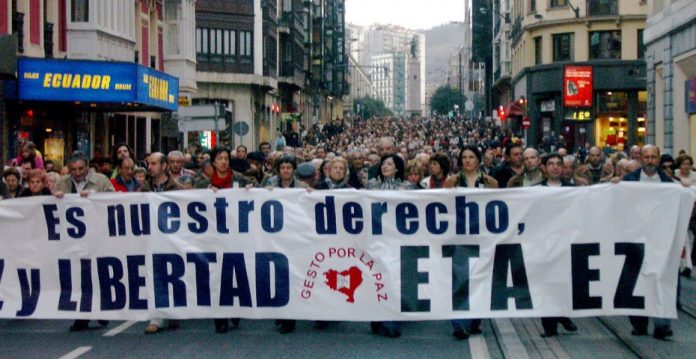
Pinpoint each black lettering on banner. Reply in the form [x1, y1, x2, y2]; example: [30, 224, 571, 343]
[220, 253, 252, 307]
[187, 252, 217, 306]
[58, 259, 77, 311]
[401, 246, 430, 312]
[443, 245, 479, 311]
[614, 243, 645, 309]
[153, 254, 187, 308]
[571, 243, 602, 310]
[491, 244, 532, 310]
[315, 196, 337, 234]
[126, 255, 148, 310]
[256, 253, 290, 307]
[42, 204, 60, 240]
[16, 269, 41, 317]
[97, 257, 126, 310]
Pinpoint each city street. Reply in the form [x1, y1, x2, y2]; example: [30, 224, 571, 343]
[2, 277, 695, 359]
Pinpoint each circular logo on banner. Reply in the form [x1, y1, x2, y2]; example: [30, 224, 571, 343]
[300, 247, 389, 304]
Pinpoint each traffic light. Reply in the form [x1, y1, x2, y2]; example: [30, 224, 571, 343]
[497, 105, 506, 121]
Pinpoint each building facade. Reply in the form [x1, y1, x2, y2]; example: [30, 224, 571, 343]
[372, 52, 406, 115]
[1, 0, 182, 164]
[509, 0, 647, 150]
[644, 0, 696, 157]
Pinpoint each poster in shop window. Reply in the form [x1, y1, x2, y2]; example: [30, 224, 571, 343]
[564, 66, 593, 108]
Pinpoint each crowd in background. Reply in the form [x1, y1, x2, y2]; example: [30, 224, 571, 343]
[1, 115, 695, 339]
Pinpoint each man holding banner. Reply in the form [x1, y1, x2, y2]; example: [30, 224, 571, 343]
[621, 144, 685, 340]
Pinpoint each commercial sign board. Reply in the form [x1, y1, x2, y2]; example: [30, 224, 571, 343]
[563, 66, 593, 108]
[687, 76, 696, 113]
[17, 58, 178, 111]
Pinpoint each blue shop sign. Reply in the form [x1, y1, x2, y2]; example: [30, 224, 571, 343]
[17, 57, 178, 111]
[688, 76, 696, 113]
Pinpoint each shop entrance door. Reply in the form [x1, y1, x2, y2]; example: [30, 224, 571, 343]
[561, 121, 591, 152]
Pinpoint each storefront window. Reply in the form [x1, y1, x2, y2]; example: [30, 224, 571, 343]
[636, 91, 647, 146]
[595, 92, 629, 151]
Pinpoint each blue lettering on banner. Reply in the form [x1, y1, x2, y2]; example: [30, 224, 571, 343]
[153, 254, 187, 308]
[187, 202, 208, 234]
[97, 257, 127, 310]
[238, 201, 254, 233]
[42, 204, 60, 240]
[79, 259, 93, 312]
[187, 253, 217, 306]
[342, 202, 364, 234]
[256, 253, 290, 307]
[261, 201, 283, 233]
[396, 203, 419, 235]
[214, 198, 229, 234]
[66, 207, 86, 239]
[127, 255, 148, 310]
[220, 253, 252, 307]
[158, 202, 181, 234]
[425, 202, 448, 234]
[58, 259, 78, 311]
[16, 269, 41, 317]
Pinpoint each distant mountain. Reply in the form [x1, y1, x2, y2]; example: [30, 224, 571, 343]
[422, 23, 466, 87]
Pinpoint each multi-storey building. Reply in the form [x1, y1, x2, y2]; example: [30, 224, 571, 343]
[0, 0, 182, 164]
[471, 0, 493, 117]
[489, 0, 512, 119]
[644, 0, 696, 157]
[509, 0, 647, 150]
[352, 24, 425, 115]
[343, 53, 372, 117]
[372, 52, 406, 115]
[194, 0, 277, 148]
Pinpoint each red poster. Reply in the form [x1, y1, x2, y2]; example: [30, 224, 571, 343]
[564, 66, 593, 108]
[0, 0, 8, 35]
[30, 0, 40, 45]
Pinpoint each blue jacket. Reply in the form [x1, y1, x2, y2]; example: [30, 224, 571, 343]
[623, 168, 674, 183]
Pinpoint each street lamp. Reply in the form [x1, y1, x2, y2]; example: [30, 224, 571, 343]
[479, 7, 510, 23]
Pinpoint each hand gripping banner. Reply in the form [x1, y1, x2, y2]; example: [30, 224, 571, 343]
[0, 183, 693, 321]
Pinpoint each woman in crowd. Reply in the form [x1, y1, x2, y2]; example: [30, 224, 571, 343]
[195, 146, 253, 334]
[43, 171, 60, 193]
[366, 154, 413, 338]
[406, 161, 425, 189]
[3, 167, 22, 198]
[445, 145, 498, 340]
[11, 141, 44, 169]
[314, 157, 351, 190]
[660, 154, 676, 178]
[19, 169, 52, 197]
[265, 155, 308, 334]
[446, 145, 498, 189]
[421, 153, 450, 189]
[197, 146, 255, 190]
[110, 143, 134, 178]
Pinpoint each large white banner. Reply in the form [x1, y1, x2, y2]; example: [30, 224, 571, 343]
[0, 183, 693, 321]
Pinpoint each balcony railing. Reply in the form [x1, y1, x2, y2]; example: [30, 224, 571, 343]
[587, 0, 618, 17]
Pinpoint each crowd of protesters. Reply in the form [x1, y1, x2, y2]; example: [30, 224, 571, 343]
[1, 115, 695, 341]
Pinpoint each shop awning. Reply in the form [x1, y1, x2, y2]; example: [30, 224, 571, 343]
[16, 58, 179, 112]
[505, 100, 525, 117]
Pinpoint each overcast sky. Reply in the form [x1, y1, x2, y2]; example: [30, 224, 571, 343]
[345, 0, 466, 30]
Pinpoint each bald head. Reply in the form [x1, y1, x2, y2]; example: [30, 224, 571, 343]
[588, 146, 602, 166]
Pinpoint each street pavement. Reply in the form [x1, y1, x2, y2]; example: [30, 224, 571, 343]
[2, 277, 695, 358]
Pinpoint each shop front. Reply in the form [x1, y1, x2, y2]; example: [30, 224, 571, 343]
[9, 58, 178, 164]
[515, 60, 646, 152]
